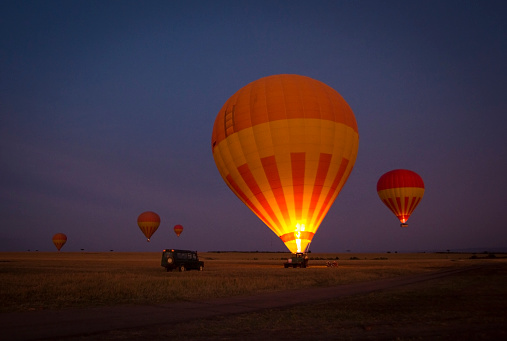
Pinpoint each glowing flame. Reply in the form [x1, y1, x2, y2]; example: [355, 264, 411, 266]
[294, 223, 305, 253]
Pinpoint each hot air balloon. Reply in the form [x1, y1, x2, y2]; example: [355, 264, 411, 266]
[174, 224, 183, 237]
[211, 74, 359, 253]
[377, 169, 425, 227]
[52, 233, 67, 251]
[137, 211, 160, 242]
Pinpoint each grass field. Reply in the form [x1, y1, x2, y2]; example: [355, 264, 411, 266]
[161, 261, 507, 341]
[0, 251, 496, 313]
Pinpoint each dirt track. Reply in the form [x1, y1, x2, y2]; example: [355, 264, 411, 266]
[0, 265, 489, 341]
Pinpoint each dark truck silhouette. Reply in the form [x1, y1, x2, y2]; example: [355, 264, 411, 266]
[283, 252, 309, 268]
[161, 249, 204, 272]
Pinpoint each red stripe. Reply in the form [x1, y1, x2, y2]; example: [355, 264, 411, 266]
[261, 156, 291, 225]
[148, 226, 158, 237]
[396, 197, 402, 214]
[383, 198, 396, 216]
[406, 196, 416, 215]
[408, 196, 422, 215]
[237, 164, 282, 230]
[315, 157, 350, 224]
[226, 174, 270, 226]
[387, 197, 398, 216]
[308, 153, 332, 221]
[291, 153, 306, 221]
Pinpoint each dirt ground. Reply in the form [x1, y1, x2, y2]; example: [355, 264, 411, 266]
[2, 261, 506, 341]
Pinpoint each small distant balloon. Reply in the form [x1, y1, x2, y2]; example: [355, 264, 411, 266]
[377, 169, 425, 227]
[52, 233, 67, 251]
[137, 211, 160, 242]
[174, 224, 183, 237]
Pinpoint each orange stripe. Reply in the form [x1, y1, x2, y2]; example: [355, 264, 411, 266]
[237, 164, 282, 231]
[280, 231, 315, 242]
[315, 157, 349, 224]
[261, 156, 291, 226]
[291, 153, 305, 221]
[211, 75, 358, 149]
[308, 153, 332, 219]
[226, 174, 270, 226]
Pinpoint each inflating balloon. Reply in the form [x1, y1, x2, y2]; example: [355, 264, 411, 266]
[174, 224, 183, 237]
[211, 74, 359, 253]
[137, 211, 160, 242]
[377, 169, 425, 227]
[52, 233, 67, 251]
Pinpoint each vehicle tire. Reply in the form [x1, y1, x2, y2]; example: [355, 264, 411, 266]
[199, 265, 204, 271]
[179, 265, 185, 272]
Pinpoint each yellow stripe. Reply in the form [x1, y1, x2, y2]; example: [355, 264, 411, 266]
[213, 118, 359, 239]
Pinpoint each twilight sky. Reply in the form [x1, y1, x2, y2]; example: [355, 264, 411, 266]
[1, 0, 506, 253]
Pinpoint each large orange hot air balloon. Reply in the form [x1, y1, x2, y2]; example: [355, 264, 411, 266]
[211, 74, 359, 253]
[52, 233, 67, 251]
[174, 224, 183, 237]
[377, 169, 425, 227]
[137, 211, 160, 242]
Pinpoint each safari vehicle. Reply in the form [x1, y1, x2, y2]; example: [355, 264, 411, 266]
[161, 249, 204, 272]
[284, 252, 309, 268]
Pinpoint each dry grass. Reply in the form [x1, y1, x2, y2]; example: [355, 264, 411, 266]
[156, 262, 507, 341]
[0, 251, 489, 313]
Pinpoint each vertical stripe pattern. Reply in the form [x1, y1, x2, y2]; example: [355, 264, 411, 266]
[137, 211, 161, 241]
[212, 75, 359, 253]
[377, 169, 425, 225]
[52, 233, 67, 251]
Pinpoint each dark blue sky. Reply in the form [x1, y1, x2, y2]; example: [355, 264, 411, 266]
[1, 0, 506, 253]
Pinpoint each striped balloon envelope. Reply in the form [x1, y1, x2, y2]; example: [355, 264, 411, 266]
[137, 211, 160, 242]
[211, 74, 359, 253]
[52, 233, 67, 251]
[376, 169, 425, 227]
